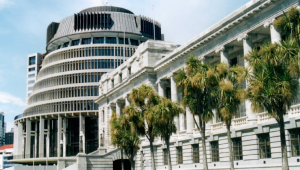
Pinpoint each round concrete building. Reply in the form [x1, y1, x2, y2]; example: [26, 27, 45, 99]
[13, 5, 163, 164]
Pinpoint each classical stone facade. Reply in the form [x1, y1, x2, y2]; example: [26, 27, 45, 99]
[11, 0, 300, 170]
[94, 0, 300, 170]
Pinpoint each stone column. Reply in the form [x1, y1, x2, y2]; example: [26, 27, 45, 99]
[116, 101, 122, 117]
[25, 119, 31, 158]
[170, 75, 179, 131]
[57, 115, 62, 157]
[179, 114, 185, 132]
[63, 118, 67, 157]
[125, 96, 130, 106]
[270, 24, 281, 44]
[220, 48, 229, 64]
[243, 37, 257, 123]
[158, 80, 165, 97]
[186, 108, 194, 134]
[34, 122, 38, 158]
[39, 116, 45, 158]
[79, 113, 86, 153]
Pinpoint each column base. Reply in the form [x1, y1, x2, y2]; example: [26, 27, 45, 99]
[97, 147, 107, 155]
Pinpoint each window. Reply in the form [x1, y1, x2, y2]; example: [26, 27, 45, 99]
[290, 128, 300, 156]
[71, 40, 80, 46]
[211, 141, 219, 162]
[177, 146, 183, 164]
[28, 74, 35, 78]
[106, 37, 116, 44]
[192, 144, 199, 163]
[130, 39, 139, 46]
[29, 57, 36, 65]
[119, 73, 122, 83]
[28, 93, 31, 97]
[163, 149, 168, 165]
[166, 87, 171, 99]
[57, 45, 61, 49]
[28, 80, 35, 84]
[82, 38, 91, 45]
[230, 57, 238, 66]
[232, 138, 243, 160]
[28, 67, 35, 72]
[258, 133, 271, 159]
[111, 79, 114, 88]
[119, 38, 129, 44]
[94, 37, 104, 44]
[63, 42, 69, 48]
[128, 67, 131, 75]
[28, 87, 33, 90]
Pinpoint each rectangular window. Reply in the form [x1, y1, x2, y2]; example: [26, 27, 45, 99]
[119, 38, 129, 44]
[93, 37, 104, 44]
[28, 80, 35, 84]
[71, 39, 80, 46]
[177, 146, 183, 164]
[106, 37, 116, 44]
[82, 38, 91, 45]
[192, 144, 199, 163]
[130, 39, 139, 46]
[290, 128, 300, 156]
[63, 42, 69, 48]
[258, 133, 271, 159]
[28, 74, 35, 78]
[29, 57, 36, 65]
[163, 149, 168, 165]
[232, 137, 243, 160]
[211, 141, 219, 162]
[28, 87, 33, 90]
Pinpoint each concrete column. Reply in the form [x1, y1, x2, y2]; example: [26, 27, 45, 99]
[270, 24, 281, 44]
[116, 101, 122, 117]
[17, 122, 23, 157]
[220, 49, 229, 65]
[13, 123, 18, 157]
[158, 80, 165, 97]
[34, 122, 38, 158]
[170, 75, 179, 132]
[46, 120, 50, 158]
[79, 113, 86, 153]
[63, 118, 67, 157]
[186, 107, 194, 134]
[243, 37, 257, 123]
[39, 117, 44, 158]
[25, 119, 31, 158]
[57, 115, 62, 157]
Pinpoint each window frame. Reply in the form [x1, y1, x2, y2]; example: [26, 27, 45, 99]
[232, 137, 243, 160]
[257, 133, 271, 159]
[290, 128, 300, 157]
[211, 141, 219, 162]
[192, 144, 200, 163]
[177, 146, 183, 164]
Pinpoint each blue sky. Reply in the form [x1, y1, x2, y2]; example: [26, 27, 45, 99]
[0, 0, 249, 131]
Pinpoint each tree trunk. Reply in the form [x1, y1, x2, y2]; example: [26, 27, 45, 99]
[149, 136, 156, 170]
[166, 137, 172, 170]
[226, 124, 234, 170]
[199, 119, 208, 170]
[277, 115, 289, 170]
[129, 158, 135, 170]
[121, 148, 124, 170]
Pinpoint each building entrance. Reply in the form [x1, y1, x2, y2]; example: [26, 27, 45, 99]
[113, 159, 131, 170]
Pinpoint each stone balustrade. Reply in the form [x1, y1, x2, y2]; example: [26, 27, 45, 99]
[233, 116, 248, 127]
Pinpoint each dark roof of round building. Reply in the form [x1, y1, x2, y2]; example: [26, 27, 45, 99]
[79, 6, 134, 14]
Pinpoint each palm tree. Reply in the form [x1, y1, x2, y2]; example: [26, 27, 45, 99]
[154, 97, 184, 170]
[214, 63, 246, 170]
[123, 85, 160, 170]
[176, 55, 218, 170]
[274, 7, 300, 47]
[110, 112, 125, 170]
[110, 112, 141, 170]
[245, 40, 300, 170]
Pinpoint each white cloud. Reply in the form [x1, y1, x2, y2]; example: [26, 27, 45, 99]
[0, 0, 13, 10]
[0, 91, 26, 106]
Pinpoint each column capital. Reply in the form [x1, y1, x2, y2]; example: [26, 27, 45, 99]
[263, 18, 275, 28]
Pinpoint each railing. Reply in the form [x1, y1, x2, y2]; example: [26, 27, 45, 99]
[211, 122, 225, 131]
[257, 112, 273, 123]
[232, 116, 248, 127]
[289, 104, 300, 117]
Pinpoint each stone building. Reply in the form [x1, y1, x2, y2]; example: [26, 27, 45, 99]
[11, 0, 300, 170]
